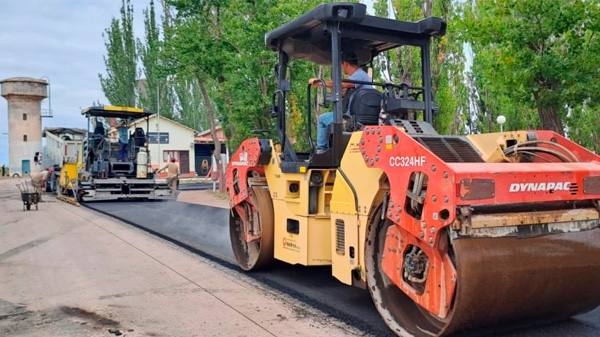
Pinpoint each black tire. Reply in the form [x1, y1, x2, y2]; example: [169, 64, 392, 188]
[50, 176, 58, 193]
[76, 189, 85, 203]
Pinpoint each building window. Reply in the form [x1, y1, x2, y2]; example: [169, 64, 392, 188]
[23, 135, 27, 142]
[163, 150, 180, 163]
[23, 113, 27, 121]
[148, 132, 170, 144]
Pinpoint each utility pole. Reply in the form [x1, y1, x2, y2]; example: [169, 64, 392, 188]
[157, 84, 161, 169]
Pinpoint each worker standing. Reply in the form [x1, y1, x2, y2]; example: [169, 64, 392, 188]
[31, 169, 49, 194]
[158, 157, 180, 197]
[34, 152, 41, 167]
[117, 120, 129, 161]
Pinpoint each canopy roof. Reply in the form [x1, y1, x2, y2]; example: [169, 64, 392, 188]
[81, 106, 154, 119]
[265, 2, 446, 66]
[42, 127, 87, 137]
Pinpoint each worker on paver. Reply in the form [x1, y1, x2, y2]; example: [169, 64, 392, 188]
[117, 120, 130, 161]
[31, 169, 49, 194]
[158, 157, 180, 197]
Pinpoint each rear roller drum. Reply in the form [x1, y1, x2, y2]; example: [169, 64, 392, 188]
[229, 186, 274, 271]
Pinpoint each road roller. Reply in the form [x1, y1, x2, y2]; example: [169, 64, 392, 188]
[226, 3, 600, 336]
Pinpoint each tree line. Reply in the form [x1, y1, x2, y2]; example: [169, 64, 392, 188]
[99, 0, 600, 155]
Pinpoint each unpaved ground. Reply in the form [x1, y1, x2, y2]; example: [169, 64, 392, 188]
[0, 178, 367, 337]
[177, 189, 228, 209]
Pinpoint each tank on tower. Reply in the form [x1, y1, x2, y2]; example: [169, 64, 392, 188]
[1, 77, 48, 177]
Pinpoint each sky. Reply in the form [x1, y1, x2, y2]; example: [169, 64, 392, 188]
[0, 0, 156, 166]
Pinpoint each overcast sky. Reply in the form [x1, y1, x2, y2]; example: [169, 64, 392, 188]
[0, 0, 156, 166]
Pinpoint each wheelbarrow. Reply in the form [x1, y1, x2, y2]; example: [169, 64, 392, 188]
[16, 183, 40, 211]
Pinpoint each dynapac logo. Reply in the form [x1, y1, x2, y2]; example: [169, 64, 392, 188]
[509, 182, 571, 192]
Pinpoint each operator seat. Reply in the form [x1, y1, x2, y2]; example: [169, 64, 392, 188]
[346, 88, 382, 129]
[93, 124, 105, 136]
[91, 124, 106, 155]
[134, 127, 146, 147]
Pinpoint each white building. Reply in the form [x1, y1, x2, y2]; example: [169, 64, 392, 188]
[129, 115, 197, 177]
[42, 127, 87, 168]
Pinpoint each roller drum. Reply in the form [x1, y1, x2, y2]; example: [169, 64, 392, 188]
[367, 209, 600, 337]
[442, 228, 600, 335]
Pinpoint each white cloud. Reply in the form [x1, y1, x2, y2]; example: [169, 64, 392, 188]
[0, 0, 154, 165]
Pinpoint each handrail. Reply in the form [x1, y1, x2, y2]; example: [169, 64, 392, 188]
[306, 79, 328, 153]
[341, 79, 424, 91]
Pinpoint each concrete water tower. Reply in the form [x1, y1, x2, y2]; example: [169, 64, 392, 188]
[1, 77, 48, 177]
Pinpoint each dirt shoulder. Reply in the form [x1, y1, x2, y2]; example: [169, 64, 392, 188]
[177, 188, 229, 209]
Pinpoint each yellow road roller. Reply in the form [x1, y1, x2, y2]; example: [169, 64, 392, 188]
[226, 3, 600, 336]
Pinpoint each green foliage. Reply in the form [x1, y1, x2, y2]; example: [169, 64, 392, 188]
[99, 0, 599, 155]
[173, 79, 209, 131]
[99, 0, 137, 107]
[372, 0, 467, 134]
[461, 0, 600, 141]
[137, 0, 176, 119]
[162, 0, 323, 149]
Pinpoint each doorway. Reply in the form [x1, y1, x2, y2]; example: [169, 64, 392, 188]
[22, 160, 30, 176]
[179, 151, 190, 174]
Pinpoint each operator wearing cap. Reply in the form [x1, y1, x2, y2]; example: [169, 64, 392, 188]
[309, 54, 373, 153]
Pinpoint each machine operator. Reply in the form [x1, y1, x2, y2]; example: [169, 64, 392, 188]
[309, 54, 373, 153]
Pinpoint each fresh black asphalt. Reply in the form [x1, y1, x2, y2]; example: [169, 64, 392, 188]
[85, 200, 600, 337]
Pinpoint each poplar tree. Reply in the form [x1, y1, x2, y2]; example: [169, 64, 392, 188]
[99, 0, 137, 107]
[137, 0, 175, 119]
[462, 0, 600, 140]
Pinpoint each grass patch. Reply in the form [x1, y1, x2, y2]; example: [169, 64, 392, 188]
[210, 191, 229, 200]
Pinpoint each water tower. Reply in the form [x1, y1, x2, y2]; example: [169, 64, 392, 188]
[1, 77, 48, 177]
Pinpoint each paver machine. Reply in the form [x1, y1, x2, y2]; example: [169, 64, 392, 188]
[78, 106, 171, 201]
[226, 3, 600, 336]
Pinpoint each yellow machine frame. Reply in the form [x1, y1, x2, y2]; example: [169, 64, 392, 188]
[262, 132, 383, 286]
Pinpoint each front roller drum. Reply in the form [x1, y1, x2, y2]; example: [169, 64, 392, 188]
[366, 206, 600, 337]
[229, 186, 274, 271]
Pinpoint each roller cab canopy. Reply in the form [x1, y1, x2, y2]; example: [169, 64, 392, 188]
[264, 2, 446, 170]
[264, 2, 446, 66]
[81, 106, 155, 119]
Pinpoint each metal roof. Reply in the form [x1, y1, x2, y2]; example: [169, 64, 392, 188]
[264, 2, 446, 65]
[42, 127, 87, 137]
[129, 114, 199, 134]
[81, 106, 155, 119]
